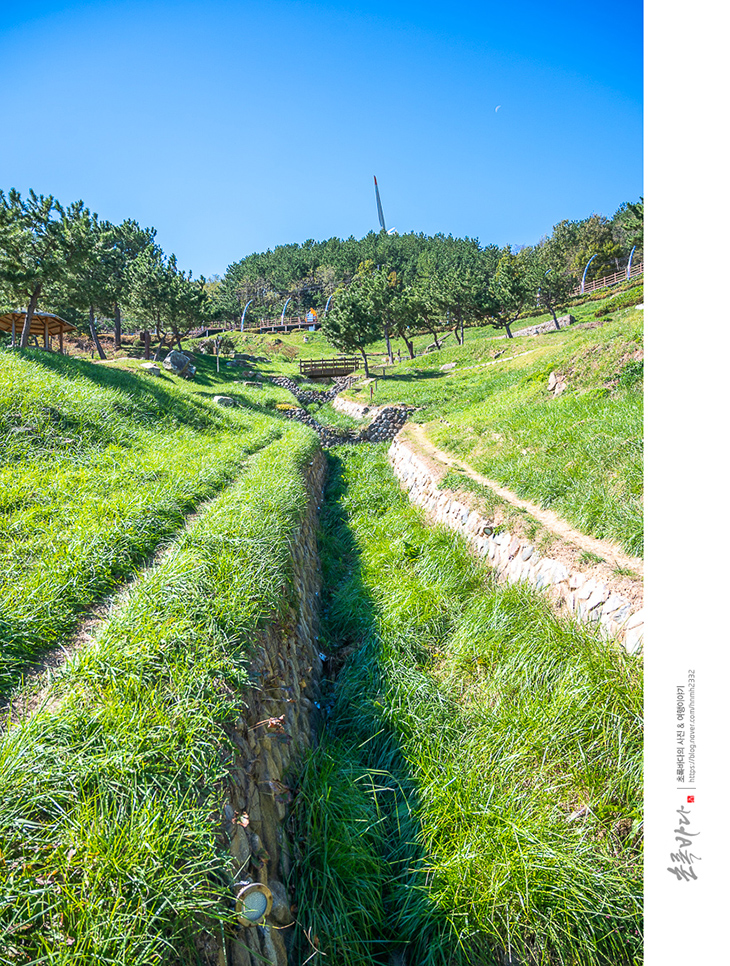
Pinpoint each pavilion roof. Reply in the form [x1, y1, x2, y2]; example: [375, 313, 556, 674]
[0, 311, 77, 337]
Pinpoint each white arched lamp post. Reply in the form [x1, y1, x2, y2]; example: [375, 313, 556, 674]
[626, 246, 637, 281]
[240, 299, 254, 332]
[280, 297, 293, 324]
[580, 254, 598, 295]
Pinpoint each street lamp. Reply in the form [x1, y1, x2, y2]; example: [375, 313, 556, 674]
[240, 299, 254, 332]
[580, 254, 597, 295]
[626, 246, 637, 281]
[281, 297, 293, 324]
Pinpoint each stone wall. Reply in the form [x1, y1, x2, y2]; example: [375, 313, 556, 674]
[520, 313, 576, 337]
[389, 437, 644, 655]
[208, 450, 328, 966]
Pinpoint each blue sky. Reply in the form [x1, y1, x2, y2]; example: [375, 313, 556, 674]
[1, 0, 642, 277]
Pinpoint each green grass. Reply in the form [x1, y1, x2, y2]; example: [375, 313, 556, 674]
[311, 400, 363, 429]
[290, 444, 643, 966]
[181, 286, 630, 382]
[344, 311, 644, 555]
[0, 429, 319, 964]
[0, 349, 301, 693]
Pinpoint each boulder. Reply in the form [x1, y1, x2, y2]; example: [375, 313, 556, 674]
[556, 314, 576, 326]
[213, 395, 236, 407]
[547, 371, 567, 395]
[140, 363, 161, 376]
[163, 350, 196, 379]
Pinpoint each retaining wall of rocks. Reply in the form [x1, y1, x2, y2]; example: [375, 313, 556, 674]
[206, 451, 328, 966]
[279, 400, 411, 448]
[389, 437, 644, 654]
[271, 375, 353, 405]
[521, 313, 576, 337]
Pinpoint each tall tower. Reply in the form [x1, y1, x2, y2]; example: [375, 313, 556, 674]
[374, 176, 387, 232]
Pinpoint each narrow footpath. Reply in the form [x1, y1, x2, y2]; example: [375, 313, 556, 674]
[407, 422, 644, 576]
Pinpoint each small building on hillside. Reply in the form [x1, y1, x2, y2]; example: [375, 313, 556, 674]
[0, 311, 76, 351]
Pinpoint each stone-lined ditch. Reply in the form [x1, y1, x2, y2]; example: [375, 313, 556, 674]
[271, 377, 643, 651]
[208, 451, 328, 966]
[206, 376, 643, 963]
[271, 375, 412, 447]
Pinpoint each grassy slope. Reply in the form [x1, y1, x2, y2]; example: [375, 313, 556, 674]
[202, 292, 644, 556]
[184, 282, 641, 376]
[291, 445, 643, 966]
[346, 309, 644, 555]
[0, 349, 295, 693]
[0, 429, 319, 964]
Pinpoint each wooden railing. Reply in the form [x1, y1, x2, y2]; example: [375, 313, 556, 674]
[244, 316, 320, 332]
[299, 356, 360, 377]
[572, 262, 644, 297]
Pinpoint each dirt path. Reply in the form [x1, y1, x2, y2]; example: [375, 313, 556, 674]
[1, 488, 231, 727]
[407, 423, 644, 577]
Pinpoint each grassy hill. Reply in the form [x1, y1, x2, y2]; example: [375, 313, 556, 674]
[212, 290, 643, 556]
[0, 286, 643, 966]
[348, 309, 644, 556]
[0, 350, 294, 692]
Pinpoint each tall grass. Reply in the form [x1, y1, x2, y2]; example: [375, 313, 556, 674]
[291, 445, 643, 965]
[0, 428, 319, 963]
[0, 350, 298, 692]
[346, 312, 644, 555]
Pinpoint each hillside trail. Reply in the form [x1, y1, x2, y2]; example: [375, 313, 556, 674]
[407, 423, 644, 577]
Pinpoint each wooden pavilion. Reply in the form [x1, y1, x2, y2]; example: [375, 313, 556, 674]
[0, 310, 76, 352]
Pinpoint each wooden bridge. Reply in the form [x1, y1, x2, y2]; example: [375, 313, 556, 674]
[299, 356, 360, 378]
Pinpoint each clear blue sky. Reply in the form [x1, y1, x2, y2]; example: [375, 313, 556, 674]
[1, 0, 642, 278]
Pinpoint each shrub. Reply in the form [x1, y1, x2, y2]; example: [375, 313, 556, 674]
[595, 285, 644, 317]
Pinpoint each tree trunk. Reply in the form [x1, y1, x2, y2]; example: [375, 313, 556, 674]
[427, 325, 441, 350]
[384, 322, 393, 365]
[154, 339, 168, 362]
[89, 307, 107, 360]
[20, 284, 42, 349]
[402, 335, 415, 359]
[359, 348, 370, 378]
[459, 306, 464, 346]
[504, 322, 514, 339]
[114, 303, 122, 350]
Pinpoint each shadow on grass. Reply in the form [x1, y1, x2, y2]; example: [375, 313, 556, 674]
[20, 349, 298, 439]
[0, 454, 252, 703]
[288, 452, 480, 966]
[23, 349, 231, 431]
